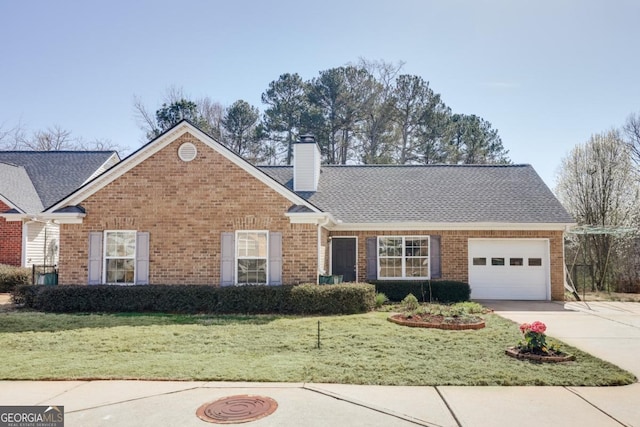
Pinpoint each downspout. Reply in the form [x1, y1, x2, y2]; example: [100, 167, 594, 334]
[317, 216, 331, 284]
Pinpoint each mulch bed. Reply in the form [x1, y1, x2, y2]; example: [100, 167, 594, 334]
[388, 313, 485, 330]
[505, 347, 576, 363]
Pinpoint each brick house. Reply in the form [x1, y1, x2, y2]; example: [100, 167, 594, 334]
[0, 151, 119, 267]
[37, 121, 574, 300]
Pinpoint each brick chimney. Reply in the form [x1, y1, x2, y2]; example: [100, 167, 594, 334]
[293, 134, 321, 192]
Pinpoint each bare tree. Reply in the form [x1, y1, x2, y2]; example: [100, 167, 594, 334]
[556, 130, 640, 290]
[20, 125, 74, 150]
[133, 86, 225, 143]
[623, 112, 640, 169]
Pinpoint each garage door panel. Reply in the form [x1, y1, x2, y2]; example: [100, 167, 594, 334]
[468, 239, 549, 300]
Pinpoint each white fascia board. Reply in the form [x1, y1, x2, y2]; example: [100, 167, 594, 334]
[0, 212, 86, 224]
[0, 213, 29, 221]
[45, 122, 320, 214]
[285, 212, 336, 226]
[328, 222, 576, 232]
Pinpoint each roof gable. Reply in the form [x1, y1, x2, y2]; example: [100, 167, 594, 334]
[45, 121, 320, 213]
[0, 151, 119, 210]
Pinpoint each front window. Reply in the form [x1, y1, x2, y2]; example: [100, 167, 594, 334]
[236, 231, 268, 284]
[378, 236, 430, 279]
[104, 231, 136, 284]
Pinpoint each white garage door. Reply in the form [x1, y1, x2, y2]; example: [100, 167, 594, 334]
[468, 239, 550, 300]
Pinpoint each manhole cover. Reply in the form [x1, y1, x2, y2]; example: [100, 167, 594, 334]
[196, 395, 278, 424]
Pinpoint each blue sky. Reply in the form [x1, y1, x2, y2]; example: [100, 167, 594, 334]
[1, 0, 638, 189]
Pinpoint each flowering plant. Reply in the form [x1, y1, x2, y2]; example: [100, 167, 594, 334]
[517, 321, 549, 354]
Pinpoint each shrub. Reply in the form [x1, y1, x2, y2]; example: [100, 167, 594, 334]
[401, 293, 419, 312]
[0, 264, 31, 292]
[374, 292, 388, 308]
[11, 284, 40, 306]
[16, 283, 376, 315]
[369, 280, 470, 303]
[287, 283, 375, 315]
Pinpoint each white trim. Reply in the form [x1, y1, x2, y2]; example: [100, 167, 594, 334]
[329, 236, 358, 281]
[0, 194, 22, 213]
[377, 236, 431, 280]
[285, 212, 336, 225]
[329, 222, 575, 232]
[45, 122, 320, 214]
[21, 222, 27, 267]
[83, 152, 121, 185]
[235, 230, 269, 285]
[103, 230, 137, 285]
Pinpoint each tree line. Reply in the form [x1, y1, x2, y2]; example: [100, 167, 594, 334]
[1, 60, 509, 166]
[134, 60, 510, 166]
[555, 112, 640, 293]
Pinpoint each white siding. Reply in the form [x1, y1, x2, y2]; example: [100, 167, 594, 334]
[24, 221, 60, 267]
[293, 143, 321, 192]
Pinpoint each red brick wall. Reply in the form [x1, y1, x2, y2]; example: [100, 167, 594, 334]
[329, 229, 566, 301]
[58, 132, 318, 285]
[0, 200, 22, 266]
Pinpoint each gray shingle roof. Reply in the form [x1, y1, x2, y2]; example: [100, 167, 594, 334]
[260, 164, 574, 224]
[0, 162, 43, 213]
[0, 151, 116, 211]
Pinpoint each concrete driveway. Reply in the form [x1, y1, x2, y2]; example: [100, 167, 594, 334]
[0, 300, 638, 426]
[485, 300, 640, 378]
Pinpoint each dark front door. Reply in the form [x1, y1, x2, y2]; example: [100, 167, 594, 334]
[331, 238, 357, 282]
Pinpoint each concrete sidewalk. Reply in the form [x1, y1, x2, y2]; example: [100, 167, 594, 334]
[0, 301, 638, 426]
[0, 380, 638, 427]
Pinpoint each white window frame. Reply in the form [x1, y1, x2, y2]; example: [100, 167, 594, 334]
[235, 230, 269, 285]
[377, 236, 430, 280]
[103, 230, 137, 285]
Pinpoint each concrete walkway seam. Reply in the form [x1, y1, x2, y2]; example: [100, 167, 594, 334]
[434, 387, 462, 427]
[35, 381, 86, 407]
[62, 385, 204, 414]
[565, 387, 628, 427]
[302, 384, 437, 427]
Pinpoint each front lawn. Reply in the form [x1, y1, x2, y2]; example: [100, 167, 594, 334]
[0, 310, 634, 386]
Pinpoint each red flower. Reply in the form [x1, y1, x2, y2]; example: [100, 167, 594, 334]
[530, 321, 547, 334]
[519, 322, 531, 333]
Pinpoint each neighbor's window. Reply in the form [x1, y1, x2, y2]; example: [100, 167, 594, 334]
[528, 258, 542, 267]
[510, 258, 524, 266]
[473, 257, 487, 266]
[491, 257, 505, 266]
[236, 231, 268, 284]
[378, 236, 429, 279]
[104, 231, 136, 284]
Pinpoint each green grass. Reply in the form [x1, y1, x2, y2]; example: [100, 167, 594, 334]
[0, 310, 635, 386]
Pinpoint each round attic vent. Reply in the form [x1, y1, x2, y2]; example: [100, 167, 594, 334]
[178, 142, 197, 162]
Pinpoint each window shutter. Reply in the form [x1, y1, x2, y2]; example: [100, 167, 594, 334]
[268, 232, 283, 285]
[88, 232, 103, 285]
[430, 235, 442, 279]
[136, 232, 150, 285]
[366, 237, 377, 280]
[220, 232, 235, 286]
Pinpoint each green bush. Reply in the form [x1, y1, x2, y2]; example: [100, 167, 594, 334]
[15, 283, 375, 315]
[0, 264, 31, 292]
[287, 284, 375, 315]
[369, 280, 470, 303]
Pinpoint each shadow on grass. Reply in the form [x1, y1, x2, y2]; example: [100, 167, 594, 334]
[0, 308, 282, 333]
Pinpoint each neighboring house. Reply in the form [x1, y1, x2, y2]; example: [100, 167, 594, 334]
[0, 151, 120, 267]
[26, 121, 574, 300]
